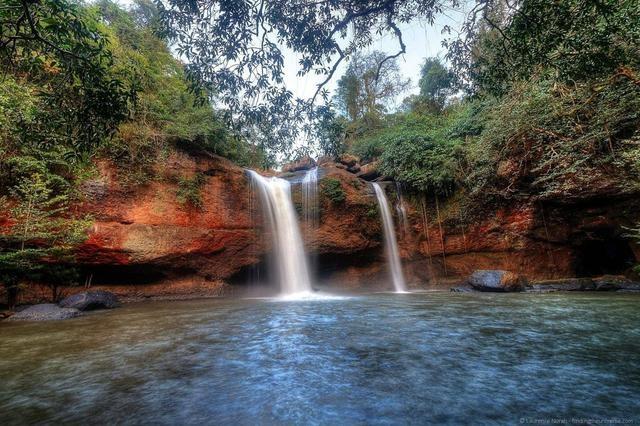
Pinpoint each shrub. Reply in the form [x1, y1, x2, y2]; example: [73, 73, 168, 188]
[321, 178, 346, 204]
[176, 173, 206, 209]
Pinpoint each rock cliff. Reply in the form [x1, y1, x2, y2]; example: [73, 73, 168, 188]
[6, 146, 640, 301]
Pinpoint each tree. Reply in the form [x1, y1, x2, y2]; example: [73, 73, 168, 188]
[446, 0, 640, 94]
[334, 51, 411, 123]
[1, 0, 135, 153]
[418, 58, 454, 110]
[314, 106, 347, 158]
[154, 0, 461, 148]
[0, 173, 89, 306]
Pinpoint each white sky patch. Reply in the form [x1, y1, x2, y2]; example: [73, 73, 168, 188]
[282, 13, 465, 109]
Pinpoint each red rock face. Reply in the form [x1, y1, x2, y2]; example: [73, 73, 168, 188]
[70, 153, 384, 296]
[74, 151, 264, 288]
[6, 148, 639, 301]
[395, 192, 640, 285]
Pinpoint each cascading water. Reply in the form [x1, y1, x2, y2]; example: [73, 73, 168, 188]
[302, 167, 319, 236]
[395, 182, 409, 240]
[372, 183, 408, 293]
[302, 167, 319, 274]
[248, 170, 313, 296]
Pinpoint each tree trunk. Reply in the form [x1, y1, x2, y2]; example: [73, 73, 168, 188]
[7, 285, 18, 309]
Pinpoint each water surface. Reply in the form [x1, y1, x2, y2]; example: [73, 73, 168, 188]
[1, 292, 639, 424]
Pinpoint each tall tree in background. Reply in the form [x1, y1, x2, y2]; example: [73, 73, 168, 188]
[402, 57, 455, 113]
[335, 51, 410, 124]
[418, 58, 454, 109]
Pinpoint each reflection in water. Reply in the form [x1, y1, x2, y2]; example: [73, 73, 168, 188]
[1, 292, 640, 424]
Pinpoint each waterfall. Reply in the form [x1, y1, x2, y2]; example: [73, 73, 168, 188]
[372, 183, 408, 293]
[248, 170, 313, 296]
[302, 167, 319, 235]
[395, 182, 409, 240]
[302, 167, 319, 275]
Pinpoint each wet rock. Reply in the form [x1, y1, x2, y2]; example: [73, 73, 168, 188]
[356, 161, 381, 180]
[450, 285, 476, 293]
[347, 163, 361, 174]
[593, 275, 640, 291]
[281, 156, 317, 173]
[527, 278, 595, 292]
[338, 154, 359, 168]
[317, 156, 334, 166]
[1, 310, 14, 320]
[59, 290, 120, 311]
[8, 304, 81, 321]
[468, 270, 526, 292]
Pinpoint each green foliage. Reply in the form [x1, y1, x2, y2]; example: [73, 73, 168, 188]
[1, 0, 135, 152]
[466, 73, 640, 198]
[0, 173, 90, 305]
[321, 178, 346, 204]
[94, 0, 266, 177]
[377, 113, 462, 195]
[334, 51, 410, 124]
[416, 57, 454, 111]
[450, 0, 640, 95]
[176, 173, 207, 209]
[348, 104, 478, 195]
[365, 203, 379, 218]
[314, 106, 347, 158]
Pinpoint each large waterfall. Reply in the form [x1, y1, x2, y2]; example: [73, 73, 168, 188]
[372, 183, 408, 293]
[248, 170, 313, 296]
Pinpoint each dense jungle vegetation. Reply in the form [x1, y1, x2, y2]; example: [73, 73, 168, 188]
[0, 0, 266, 304]
[1, 0, 640, 303]
[319, 1, 640, 204]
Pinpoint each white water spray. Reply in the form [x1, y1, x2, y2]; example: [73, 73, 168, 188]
[372, 183, 408, 293]
[248, 170, 313, 296]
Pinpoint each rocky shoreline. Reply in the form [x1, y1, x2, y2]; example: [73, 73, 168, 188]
[4, 270, 640, 322]
[451, 270, 640, 293]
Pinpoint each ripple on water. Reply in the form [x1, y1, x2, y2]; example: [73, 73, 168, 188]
[0, 292, 639, 425]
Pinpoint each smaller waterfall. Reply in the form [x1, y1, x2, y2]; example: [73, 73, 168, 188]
[248, 170, 313, 296]
[395, 182, 409, 240]
[373, 183, 408, 293]
[302, 167, 319, 234]
[302, 167, 319, 275]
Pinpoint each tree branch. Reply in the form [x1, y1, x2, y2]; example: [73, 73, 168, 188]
[375, 12, 406, 82]
[311, 45, 345, 106]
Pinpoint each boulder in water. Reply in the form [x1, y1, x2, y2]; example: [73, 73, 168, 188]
[593, 275, 640, 291]
[468, 270, 526, 292]
[59, 290, 120, 311]
[8, 304, 81, 321]
[527, 278, 595, 292]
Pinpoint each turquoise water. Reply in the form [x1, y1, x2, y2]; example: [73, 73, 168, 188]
[1, 292, 639, 424]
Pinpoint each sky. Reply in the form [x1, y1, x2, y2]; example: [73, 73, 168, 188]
[282, 12, 468, 109]
[116, 0, 467, 108]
